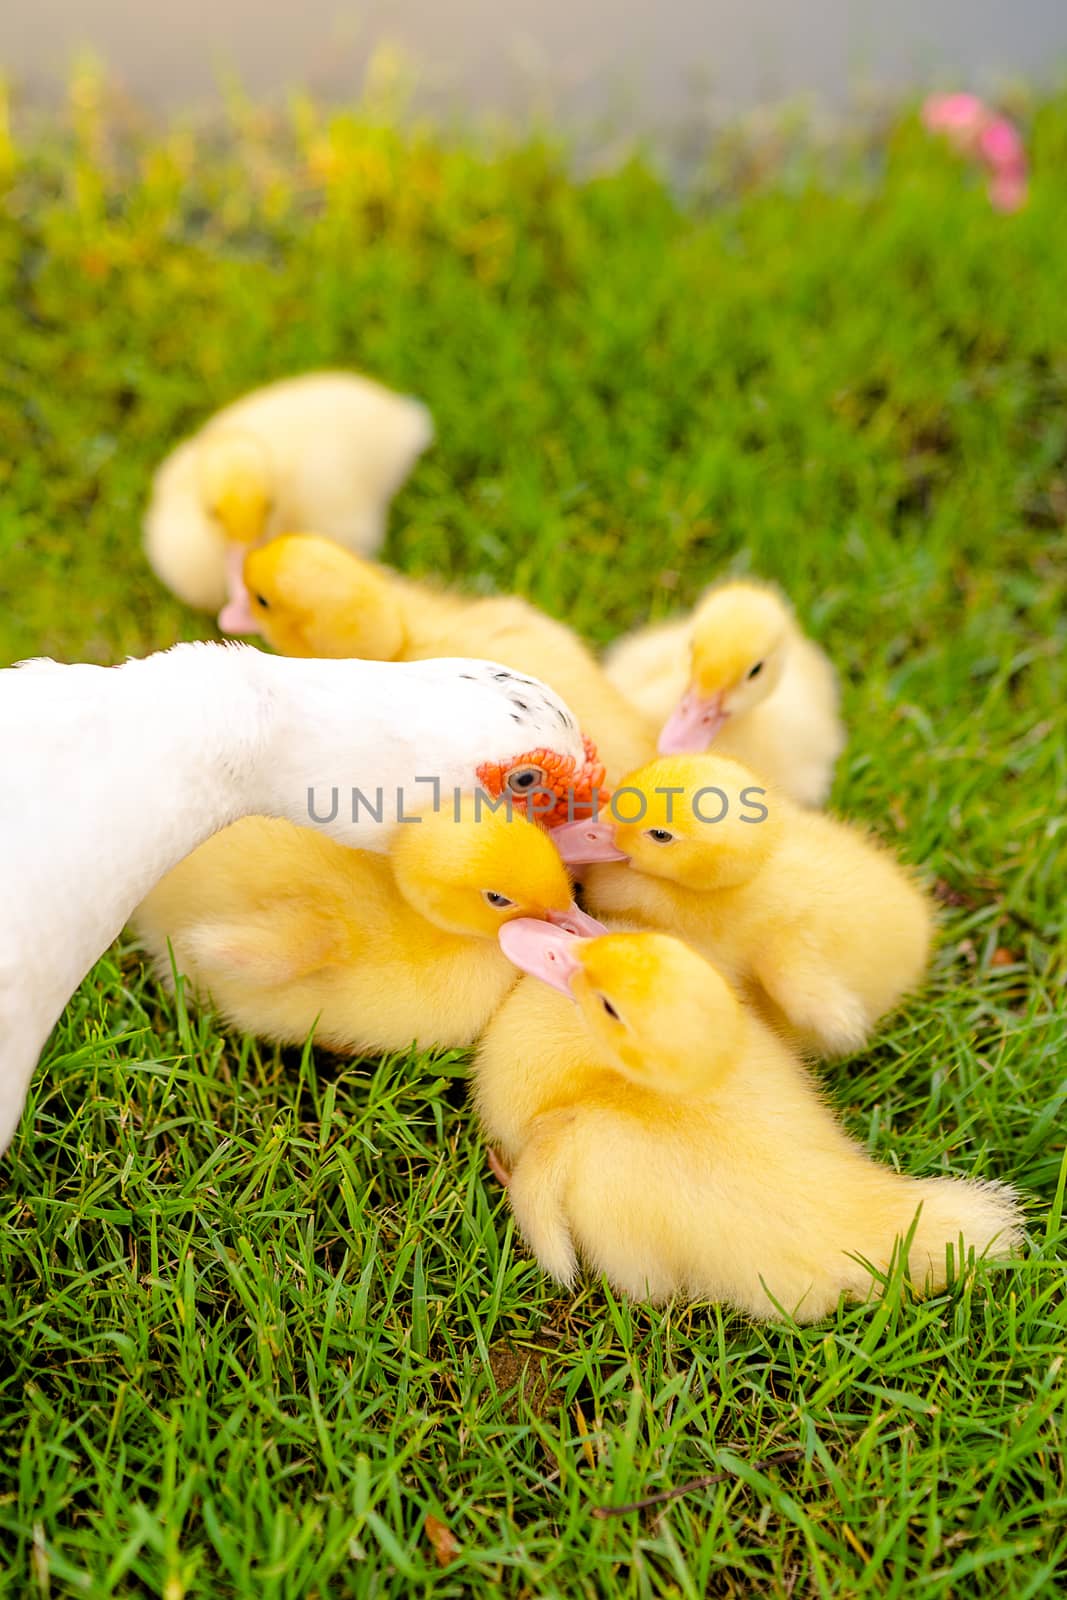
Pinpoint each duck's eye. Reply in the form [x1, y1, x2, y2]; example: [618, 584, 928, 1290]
[645, 828, 675, 845]
[253, 593, 270, 609]
[747, 661, 764, 680]
[600, 994, 621, 1021]
[506, 765, 546, 794]
[483, 890, 516, 909]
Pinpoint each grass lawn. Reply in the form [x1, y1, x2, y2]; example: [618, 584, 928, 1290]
[1, 71, 1066, 1597]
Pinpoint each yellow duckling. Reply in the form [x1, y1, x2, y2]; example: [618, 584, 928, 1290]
[133, 798, 600, 1053]
[554, 754, 933, 1056]
[604, 579, 844, 805]
[476, 924, 1021, 1319]
[144, 372, 433, 630]
[235, 532, 655, 786]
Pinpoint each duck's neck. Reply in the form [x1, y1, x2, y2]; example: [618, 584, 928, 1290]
[94, 644, 392, 846]
[241, 648, 398, 836]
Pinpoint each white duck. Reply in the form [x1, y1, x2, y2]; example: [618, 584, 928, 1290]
[0, 643, 589, 1154]
[144, 371, 433, 630]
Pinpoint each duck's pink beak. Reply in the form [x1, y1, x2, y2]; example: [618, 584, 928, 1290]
[547, 902, 609, 936]
[218, 544, 258, 634]
[658, 689, 726, 755]
[499, 917, 587, 995]
[551, 820, 628, 865]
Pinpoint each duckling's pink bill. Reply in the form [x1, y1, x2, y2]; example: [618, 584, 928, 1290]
[658, 690, 726, 755]
[547, 902, 609, 936]
[498, 918, 587, 994]
[551, 820, 629, 865]
[218, 543, 258, 635]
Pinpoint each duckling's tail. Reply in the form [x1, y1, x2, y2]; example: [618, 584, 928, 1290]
[507, 1109, 581, 1287]
[902, 1176, 1024, 1292]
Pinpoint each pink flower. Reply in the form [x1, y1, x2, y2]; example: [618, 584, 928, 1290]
[921, 93, 1028, 211]
[978, 117, 1026, 174]
[923, 93, 987, 143]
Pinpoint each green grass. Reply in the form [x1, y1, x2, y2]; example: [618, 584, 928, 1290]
[2, 71, 1067, 1597]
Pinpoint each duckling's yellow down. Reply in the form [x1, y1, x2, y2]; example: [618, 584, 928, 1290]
[576, 755, 934, 1057]
[243, 533, 655, 785]
[475, 931, 1021, 1319]
[133, 800, 579, 1053]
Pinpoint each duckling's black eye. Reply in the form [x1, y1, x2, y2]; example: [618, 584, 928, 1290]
[483, 890, 515, 909]
[747, 660, 764, 680]
[253, 593, 270, 609]
[600, 995, 621, 1021]
[506, 765, 546, 794]
[645, 828, 675, 845]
